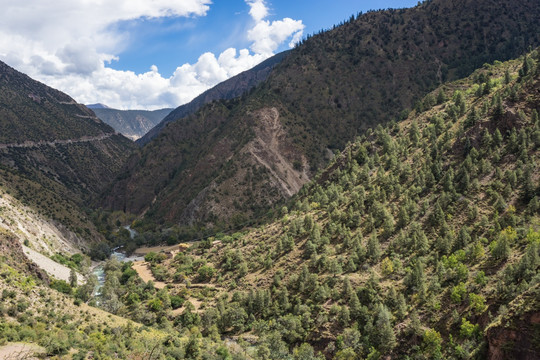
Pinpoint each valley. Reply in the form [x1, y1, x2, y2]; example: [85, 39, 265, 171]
[0, 0, 539, 359]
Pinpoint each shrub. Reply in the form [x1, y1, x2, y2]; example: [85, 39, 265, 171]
[197, 265, 216, 282]
[460, 318, 479, 338]
[170, 295, 185, 309]
[451, 282, 467, 303]
[423, 328, 443, 359]
[50, 280, 72, 295]
[469, 293, 487, 314]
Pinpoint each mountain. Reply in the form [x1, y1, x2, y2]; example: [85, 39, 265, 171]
[118, 50, 540, 359]
[103, 0, 540, 227]
[86, 103, 110, 109]
[92, 107, 172, 140]
[137, 51, 289, 146]
[0, 60, 136, 244]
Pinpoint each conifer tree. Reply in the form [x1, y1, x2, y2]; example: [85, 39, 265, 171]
[375, 305, 396, 353]
[367, 233, 381, 263]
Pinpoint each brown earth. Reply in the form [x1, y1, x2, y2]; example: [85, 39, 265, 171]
[0, 343, 45, 359]
[132, 261, 166, 289]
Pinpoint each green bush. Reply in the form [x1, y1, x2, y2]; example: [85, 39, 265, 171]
[50, 280, 72, 295]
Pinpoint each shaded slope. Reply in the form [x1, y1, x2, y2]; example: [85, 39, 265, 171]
[0, 60, 136, 242]
[0, 62, 112, 142]
[105, 0, 540, 226]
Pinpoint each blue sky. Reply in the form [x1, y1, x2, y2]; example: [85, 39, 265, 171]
[0, 0, 418, 109]
[111, 0, 419, 77]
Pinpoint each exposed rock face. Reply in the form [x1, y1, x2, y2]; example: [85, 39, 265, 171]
[245, 107, 308, 198]
[487, 311, 540, 360]
[179, 107, 309, 225]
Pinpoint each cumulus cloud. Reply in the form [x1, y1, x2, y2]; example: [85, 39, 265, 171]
[247, 0, 269, 22]
[0, 0, 303, 109]
[248, 17, 305, 56]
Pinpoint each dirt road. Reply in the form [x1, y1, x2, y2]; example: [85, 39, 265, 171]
[0, 132, 117, 150]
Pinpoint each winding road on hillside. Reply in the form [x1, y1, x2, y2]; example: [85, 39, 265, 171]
[0, 132, 118, 150]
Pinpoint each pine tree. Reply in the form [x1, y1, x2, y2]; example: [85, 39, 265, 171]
[519, 54, 530, 77]
[504, 69, 511, 84]
[436, 89, 447, 104]
[493, 94, 503, 119]
[465, 108, 478, 128]
[69, 268, 78, 288]
[367, 233, 381, 263]
[493, 128, 503, 147]
[375, 305, 396, 353]
[483, 78, 492, 94]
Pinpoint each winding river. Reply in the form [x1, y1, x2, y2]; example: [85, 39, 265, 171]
[92, 226, 141, 294]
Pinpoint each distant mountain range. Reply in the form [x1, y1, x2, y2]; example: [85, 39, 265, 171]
[91, 107, 172, 141]
[86, 103, 110, 109]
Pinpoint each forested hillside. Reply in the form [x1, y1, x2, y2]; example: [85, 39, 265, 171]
[103, 0, 540, 227]
[0, 60, 136, 242]
[92, 50, 540, 359]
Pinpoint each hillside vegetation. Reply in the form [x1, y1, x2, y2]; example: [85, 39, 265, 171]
[0, 60, 136, 243]
[93, 51, 540, 359]
[103, 0, 540, 227]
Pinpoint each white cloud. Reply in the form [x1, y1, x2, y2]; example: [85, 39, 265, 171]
[0, 0, 303, 110]
[248, 17, 304, 57]
[247, 0, 269, 22]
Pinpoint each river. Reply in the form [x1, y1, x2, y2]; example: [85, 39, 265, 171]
[92, 225, 141, 295]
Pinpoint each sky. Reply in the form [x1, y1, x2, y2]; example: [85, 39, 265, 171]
[0, 0, 418, 110]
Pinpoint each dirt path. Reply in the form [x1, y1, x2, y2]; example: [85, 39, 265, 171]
[133, 243, 189, 256]
[22, 246, 83, 285]
[0, 132, 117, 150]
[172, 298, 204, 315]
[132, 261, 166, 289]
[0, 342, 45, 359]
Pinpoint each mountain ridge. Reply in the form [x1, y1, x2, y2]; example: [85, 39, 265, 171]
[124, 49, 540, 359]
[0, 59, 136, 245]
[103, 0, 540, 227]
[137, 51, 289, 146]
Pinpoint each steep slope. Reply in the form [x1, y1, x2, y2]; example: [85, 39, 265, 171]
[137, 51, 289, 146]
[129, 50, 540, 359]
[0, 60, 136, 243]
[104, 0, 540, 227]
[92, 107, 172, 140]
[0, 229, 162, 358]
[0, 62, 112, 142]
